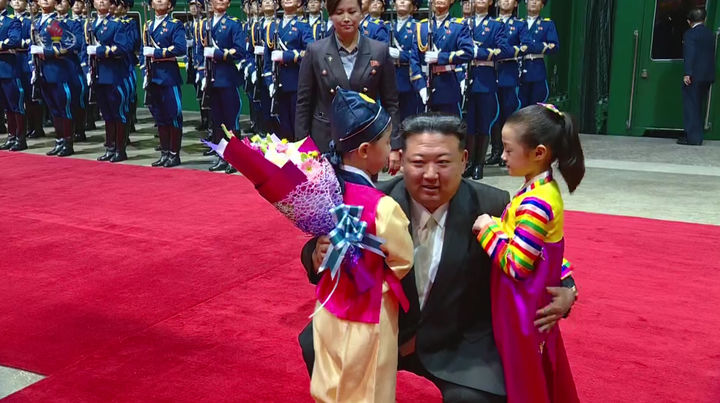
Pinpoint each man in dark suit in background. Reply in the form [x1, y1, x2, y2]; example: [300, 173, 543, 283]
[298, 114, 578, 402]
[680, 7, 716, 146]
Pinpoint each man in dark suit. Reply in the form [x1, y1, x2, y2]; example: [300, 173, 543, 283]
[294, 0, 400, 158]
[680, 7, 716, 146]
[298, 114, 578, 402]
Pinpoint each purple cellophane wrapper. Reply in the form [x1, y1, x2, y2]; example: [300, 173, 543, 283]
[272, 158, 343, 236]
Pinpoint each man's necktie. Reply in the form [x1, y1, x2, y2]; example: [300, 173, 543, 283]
[414, 215, 437, 309]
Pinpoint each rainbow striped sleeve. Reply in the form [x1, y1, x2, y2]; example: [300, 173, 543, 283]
[561, 258, 573, 280]
[478, 196, 554, 280]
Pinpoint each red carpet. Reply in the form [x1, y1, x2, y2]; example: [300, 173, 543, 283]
[1, 151, 719, 402]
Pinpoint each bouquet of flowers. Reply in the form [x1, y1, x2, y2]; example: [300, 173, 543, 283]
[209, 127, 343, 236]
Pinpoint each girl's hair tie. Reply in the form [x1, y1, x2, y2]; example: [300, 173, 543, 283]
[537, 102, 564, 117]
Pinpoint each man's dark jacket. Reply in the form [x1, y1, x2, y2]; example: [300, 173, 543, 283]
[683, 23, 716, 83]
[301, 177, 511, 395]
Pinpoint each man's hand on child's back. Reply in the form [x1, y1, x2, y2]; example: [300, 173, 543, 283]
[312, 236, 332, 273]
[473, 214, 494, 234]
[534, 287, 577, 332]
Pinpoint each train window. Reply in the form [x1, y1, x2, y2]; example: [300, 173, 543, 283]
[651, 0, 706, 60]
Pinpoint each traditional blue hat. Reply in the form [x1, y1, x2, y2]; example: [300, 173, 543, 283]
[330, 88, 391, 153]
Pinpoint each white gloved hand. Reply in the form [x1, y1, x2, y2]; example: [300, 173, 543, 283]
[271, 50, 283, 62]
[243, 64, 251, 79]
[201, 76, 208, 91]
[196, 72, 201, 84]
[419, 87, 428, 105]
[31, 70, 37, 84]
[251, 71, 257, 84]
[268, 83, 276, 97]
[254, 45, 264, 55]
[143, 75, 148, 88]
[186, 38, 194, 47]
[30, 45, 43, 55]
[203, 47, 217, 58]
[143, 46, 155, 57]
[86, 72, 92, 84]
[473, 45, 479, 58]
[388, 47, 400, 59]
[424, 51, 439, 64]
[87, 45, 97, 56]
[460, 79, 466, 97]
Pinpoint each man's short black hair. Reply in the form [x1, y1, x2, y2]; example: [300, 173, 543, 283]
[688, 7, 707, 23]
[400, 113, 466, 150]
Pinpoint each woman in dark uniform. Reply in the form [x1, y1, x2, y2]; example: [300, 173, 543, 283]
[294, 0, 401, 173]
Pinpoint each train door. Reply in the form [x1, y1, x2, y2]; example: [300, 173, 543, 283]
[608, 0, 717, 139]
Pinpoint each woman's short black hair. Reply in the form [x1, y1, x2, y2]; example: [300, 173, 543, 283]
[327, 0, 362, 14]
[400, 113, 466, 151]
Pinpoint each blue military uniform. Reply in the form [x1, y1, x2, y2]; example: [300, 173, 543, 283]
[263, 14, 313, 140]
[0, 8, 26, 151]
[199, 11, 246, 171]
[487, 14, 526, 166]
[389, 9, 425, 123]
[187, 0, 210, 132]
[118, 0, 141, 134]
[32, 10, 83, 156]
[17, 9, 46, 139]
[87, 8, 132, 162]
[416, 15, 474, 115]
[61, 4, 88, 142]
[143, 9, 186, 167]
[463, 13, 506, 180]
[305, 13, 325, 41]
[519, 16, 558, 106]
[360, 14, 389, 43]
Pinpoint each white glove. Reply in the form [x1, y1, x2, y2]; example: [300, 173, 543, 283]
[195, 72, 201, 84]
[424, 51, 439, 64]
[143, 46, 155, 57]
[460, 79, 466, 97]
[251, 71, 257, 84]
[87, 45, 97, 56]
[203, 46, 217, 58]
[30, 45, 43, 55]
[419, 87, 428, 105]
[143, 75, 148, 88]
[86, 72, 92, 84]
[186, 38, 194, 47]
[388, 47, 400, 59]
[254, 45, 264, 55]
[31, 70, 37, 84]
[473, 45, 479, 58]
[243, 64, 251, 79]
[201, 76, 208, 91]
[268, 83, 276, 97]
[271, 50, 283, 62]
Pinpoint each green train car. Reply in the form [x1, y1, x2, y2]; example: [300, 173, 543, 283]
[128, 0, 719, 139]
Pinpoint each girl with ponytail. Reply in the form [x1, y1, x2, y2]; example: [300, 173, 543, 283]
[471, 103, 583, 403]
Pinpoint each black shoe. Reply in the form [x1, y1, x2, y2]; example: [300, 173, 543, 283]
[209, 159, 228, 172]
[462, 163, 475, 178]
[109, 151, 127, 162]
[151, 151, 169, 167]
[57, 142, 74, 157]
[75, 132, 87, 142]
[471, 164, 484, 181]
[97, 148, 116, 161]
[27, 129, 45, 138]
[676, 138, 701, 145]
[202, 148, 216, 156]
[46, 139, 64, 156]
[0, 135, 15, 150]
[163, 152, 181, 167]
[485, 152, 502, 166]
[225, 165, 237, 174]
[9, 138, 27, 151]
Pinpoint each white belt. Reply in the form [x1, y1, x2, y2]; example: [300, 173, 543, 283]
[497, 57, 518, 63]
[525, 54, 544, 61]
[431, 64, 456, 74]
[471, 60, 494, 67]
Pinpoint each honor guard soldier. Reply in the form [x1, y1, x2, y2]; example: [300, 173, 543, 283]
[0, 0, 26, 151]
[461, 0, 471, 19]
[304, 0, 324, 40]
[187, 0, 209, 131]
[388, 0, 426, 123]
[114, 0, 140, 134]
[30, 0, 83, 156]
[57, 0, 88, 143]
[358, 0, 388, 42]
[489, 0, 524, 166]
[200, 0, 247, 172]
[263, 0, 313, 140]
[463, 0, 505, 180]
[416, 0, 473, 115]
[142, 0, 186, 167]
[248, 0, 273, 134]
[519, 0, 557, 106]
[86, 0, 132, 162]
[14, 0, 47, 140]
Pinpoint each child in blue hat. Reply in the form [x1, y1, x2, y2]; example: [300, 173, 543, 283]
[310, 88, 413, 402]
